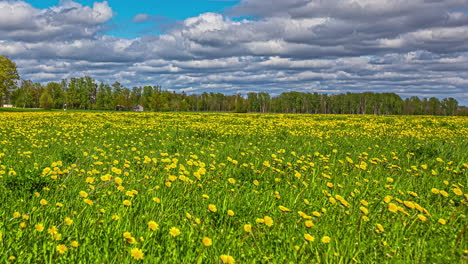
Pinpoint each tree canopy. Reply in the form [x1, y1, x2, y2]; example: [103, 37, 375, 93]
[0, 55, 19, 105]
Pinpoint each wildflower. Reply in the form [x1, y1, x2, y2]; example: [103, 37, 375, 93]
[453, 188, 463, 196]
[79, 191, 88, 198]
[388, 203, 398, 213]
[304, 233, 315, 242]
[202, 237, 212, 247]
[359, 207, 369, 215]
[208, 204, 217, 212]
[123, 200, 132, 206]
[83, 199, 93, 206]
[227, 210, 235, 216]
[376, 224, 385, 232]
[244, 224, 252, 232]
[438, 219, 447, 225]
[279, 205, 291, 212]
[264, 216, 274, 227]
[56, 244, 67, 254]
[13, 212, 21, 218]
[220, 255, 235, 264]
[40, 199, 48, 206]
[153, 197, 161, 203]
[70, 241, 79, 248]
[321, 236, 331, 243]
[170, 227, 181, 237]
[131, 248, 144, 260]
[148, 221, 159, 231]
[305, 220, 315, 228]
[35, 223, 44, 232]
[64, 217, 73, 226]
[417, 214, 427, 222]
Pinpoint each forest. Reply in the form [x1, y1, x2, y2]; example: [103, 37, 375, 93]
[8, 76, 462, 115]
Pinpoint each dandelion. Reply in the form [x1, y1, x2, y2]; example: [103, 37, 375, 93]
[279, 205, 291, 212]
[202, 237, 212, 247]
[131, 248, 144, 260]
[220, 255, 235, 264]
[56, 244, 67, 254]
[40, 199, 48, 206]
[169, 227, 181, 237]
[70, 241, 79, 248]
[376, 224, 385, 232]
[35, 223, 44, 232]
[304, 233, 315, 242]
[148, 221, 159, 231]
[359, 207, 369, 215]
[244, 224, 252, 232]
[227, 210, 235, 216]
[305, 221, 315, 228]
[264, 216, 274, 227]
[453, 188, 463, 196]
[79, 191, 88, 198]
[64, 217, 73, 226]
[388, 203, 398, 213]
[417, 214, 427, 222]
[208, 204, 217, 212]
[321, 236, 331, 243]
[123, 200, 132, 206]
[438, 219, 447, 225]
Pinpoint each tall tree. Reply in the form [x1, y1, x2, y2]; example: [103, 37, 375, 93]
[0, 56, 19, 105]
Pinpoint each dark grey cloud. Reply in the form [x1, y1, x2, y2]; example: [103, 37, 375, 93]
[0, 0, 467, 104]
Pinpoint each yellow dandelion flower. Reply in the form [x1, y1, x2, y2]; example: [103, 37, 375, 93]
[79, 191, 88, 198]
[453, 188, 463, 196]
[383, 195, 392, 203]
[19, 222, 27, 228]
[440, 190, 449, 197]
[123, 200, 132, 206]
[279, 205, 291, 212]
[153, 197, 161, 203]
[359, 206, 369, 215]
[208, 204, 217, 213]
[220, 255, 235, 264]
[70, 241, 79, 248]
[13, 212, 21, 218]
[40, 199, 48, 206]
[202, 237, 212, 247]
[321, 236, 331, 243]
[264, 216, 274, 227]
[431, 188, 439, 194]
[376, 224, 385, 232]
[312, 211, 321, 217]
[130, 248, 144, 260]
[304, 233, 315, 242]
[169, 227, 181, 237]
[148, 221, 159, 231]
[83, 199, 93, 206]
[438, 219, 446, 225]
[305, 220, 315, 228]
[244, 224, 252, 232]
[64, 217, 73, 226]
[56, 244, 67, 254]
[388, 203, 398, 213]
[417, 214, 427, 222]
[35, 223, 44, 232]
[227, 210, 235, 216]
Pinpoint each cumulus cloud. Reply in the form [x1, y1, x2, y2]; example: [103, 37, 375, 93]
[1, 0, 468, 104]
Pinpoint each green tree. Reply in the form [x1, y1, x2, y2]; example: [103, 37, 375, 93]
[39, 89, 53, 109]
[0, 55, 20, 105]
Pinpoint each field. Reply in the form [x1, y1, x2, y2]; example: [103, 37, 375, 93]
[0, 112, 467, 263]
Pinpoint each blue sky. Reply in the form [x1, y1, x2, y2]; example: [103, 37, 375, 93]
[24, 0, 241, 38]
[1, 0, 467, 104]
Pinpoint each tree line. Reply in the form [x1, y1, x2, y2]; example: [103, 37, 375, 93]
[0, 55, 464, 115]
[6, 76, 461, 115]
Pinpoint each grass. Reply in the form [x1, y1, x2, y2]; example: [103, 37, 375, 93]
[0, 111, 467, 263]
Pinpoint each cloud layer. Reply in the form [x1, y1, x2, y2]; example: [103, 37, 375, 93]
[1, 0, 467, 104]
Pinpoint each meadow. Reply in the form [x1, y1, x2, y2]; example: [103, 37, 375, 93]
[0, 112, 466, 263]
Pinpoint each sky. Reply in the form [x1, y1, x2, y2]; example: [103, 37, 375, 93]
[1, 0, 468, 104]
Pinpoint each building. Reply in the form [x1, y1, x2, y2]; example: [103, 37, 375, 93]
[132, 104, 144, 112]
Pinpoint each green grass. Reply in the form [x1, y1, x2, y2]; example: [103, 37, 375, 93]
[0, 112, 467, 263]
